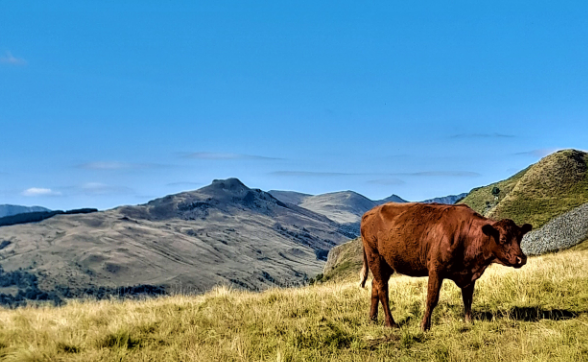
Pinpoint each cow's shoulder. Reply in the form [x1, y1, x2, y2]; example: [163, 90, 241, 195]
[379, 202, 418, 222]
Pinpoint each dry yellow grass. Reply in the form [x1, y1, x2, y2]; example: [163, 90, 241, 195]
[1, 248, 588, 361]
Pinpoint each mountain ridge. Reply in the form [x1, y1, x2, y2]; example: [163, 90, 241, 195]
[0, 178, 351, 304]
[0, 204, 50, 218]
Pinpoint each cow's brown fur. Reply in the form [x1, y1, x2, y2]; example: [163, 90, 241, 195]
[359, 202, 532, 331]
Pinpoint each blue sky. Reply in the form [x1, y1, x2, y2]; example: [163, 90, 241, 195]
[1, 1, 587, 210]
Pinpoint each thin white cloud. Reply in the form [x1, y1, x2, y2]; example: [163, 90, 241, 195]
[22, 188, 61, 197]
[514, 148, 560, 158]
[0, 51, 27, 66]
[77, 161, 168, 170]
[80, 182, 133, 195]
[272, 170, 480, 178]
[394, 171, 481, 177]
[182, 152, 281, 160]
[367, 178, 406, 185]
[270, 171, 355, 177]
[450, 133, 515, 139]
[166, 181, 202, 188]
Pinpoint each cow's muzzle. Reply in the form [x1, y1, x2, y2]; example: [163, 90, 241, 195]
[514, 256, 527, 268]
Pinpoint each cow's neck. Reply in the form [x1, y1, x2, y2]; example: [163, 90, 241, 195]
[461, 221, 497, 279]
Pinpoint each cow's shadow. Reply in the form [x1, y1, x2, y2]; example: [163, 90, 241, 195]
[473, 306, 582, 322]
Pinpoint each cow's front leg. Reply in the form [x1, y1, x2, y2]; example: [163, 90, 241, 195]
[461, 282, 475, 324]
[421, 272, 443, 331]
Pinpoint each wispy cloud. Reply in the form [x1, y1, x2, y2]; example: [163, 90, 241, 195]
[450, 133, 515, 139]
[79, 182, 134, 195]
[393, 171, 481, 177]
[0, 51, 27, 66]
[271, 170, 479, 178]
[181, 152, 282, 161]
[367, 178, 406, 185]
[514, 148, 559, 158]
[166, 181, 202, 188]
[77, 161, 168, 170]
[270, 171, 356, 177]
[22, 188, 61, 197]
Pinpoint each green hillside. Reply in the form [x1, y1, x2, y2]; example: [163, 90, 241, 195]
[319, 237, 363, 282]
[460, 149, 588, 228]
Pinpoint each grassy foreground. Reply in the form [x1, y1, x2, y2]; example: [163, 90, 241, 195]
[1, 249, 588, 361]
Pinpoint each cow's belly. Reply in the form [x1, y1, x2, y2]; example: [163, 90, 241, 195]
[383, 252, 429, 277]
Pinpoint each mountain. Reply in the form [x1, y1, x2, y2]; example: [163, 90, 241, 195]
[269, 191, 408, 237]
[0, 178, 351, 302]
[298, 191, 376, 225]
[375, 194, 408, 204]
[421, 193, 468, 205]
[0, 204, 50, 218]
[459, 149, 588, 228]
[267, 190, 311, 206]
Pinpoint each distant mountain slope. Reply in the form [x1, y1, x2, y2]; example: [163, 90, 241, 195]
[0, 204, 50, 218]
[269, 191, 407, 237]
[375, 194, 408, 204]
[267, 190, 311, 206]
[421, 193, 468, 205]
[0, 178, 351, 301]
[460, 149, 588, 228]
[298, 191, 376, 225]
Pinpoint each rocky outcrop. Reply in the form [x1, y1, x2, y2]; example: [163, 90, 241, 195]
[522, 202, 588, 255]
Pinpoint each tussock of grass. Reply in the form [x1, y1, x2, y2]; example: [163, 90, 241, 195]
[1, 249, 588, 361]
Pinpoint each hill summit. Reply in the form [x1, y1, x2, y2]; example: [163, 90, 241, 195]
[460, 149, 588, 228]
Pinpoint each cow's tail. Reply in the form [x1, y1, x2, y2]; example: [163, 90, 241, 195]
[359, 245, 368, 288]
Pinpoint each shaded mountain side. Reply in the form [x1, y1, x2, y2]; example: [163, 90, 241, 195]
[0, 208, 97, 227]
[0, 178, 351, 302]
[460, 149, 588, 228]
[0, 205, 50, 218]
[375, 194, 408, 204]
[421, 193, 468, 205]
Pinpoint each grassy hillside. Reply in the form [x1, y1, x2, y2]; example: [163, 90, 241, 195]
[460, 149, 588, 228]
[1, 247, 587, 361]
[320, 237, 363, 281]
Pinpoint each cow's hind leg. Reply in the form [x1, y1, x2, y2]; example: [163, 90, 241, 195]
[369, 258, 397, 327]
[369, 280, 379, 322]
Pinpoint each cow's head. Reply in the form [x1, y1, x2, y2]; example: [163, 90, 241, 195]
[482, 219, 532, 268]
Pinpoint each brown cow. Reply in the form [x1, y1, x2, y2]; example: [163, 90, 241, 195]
[359, 202, 532, 331]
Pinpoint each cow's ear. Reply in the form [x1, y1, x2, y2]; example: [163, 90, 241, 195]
[482, 224, 499, 241]
[521, 223, 533, 235]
